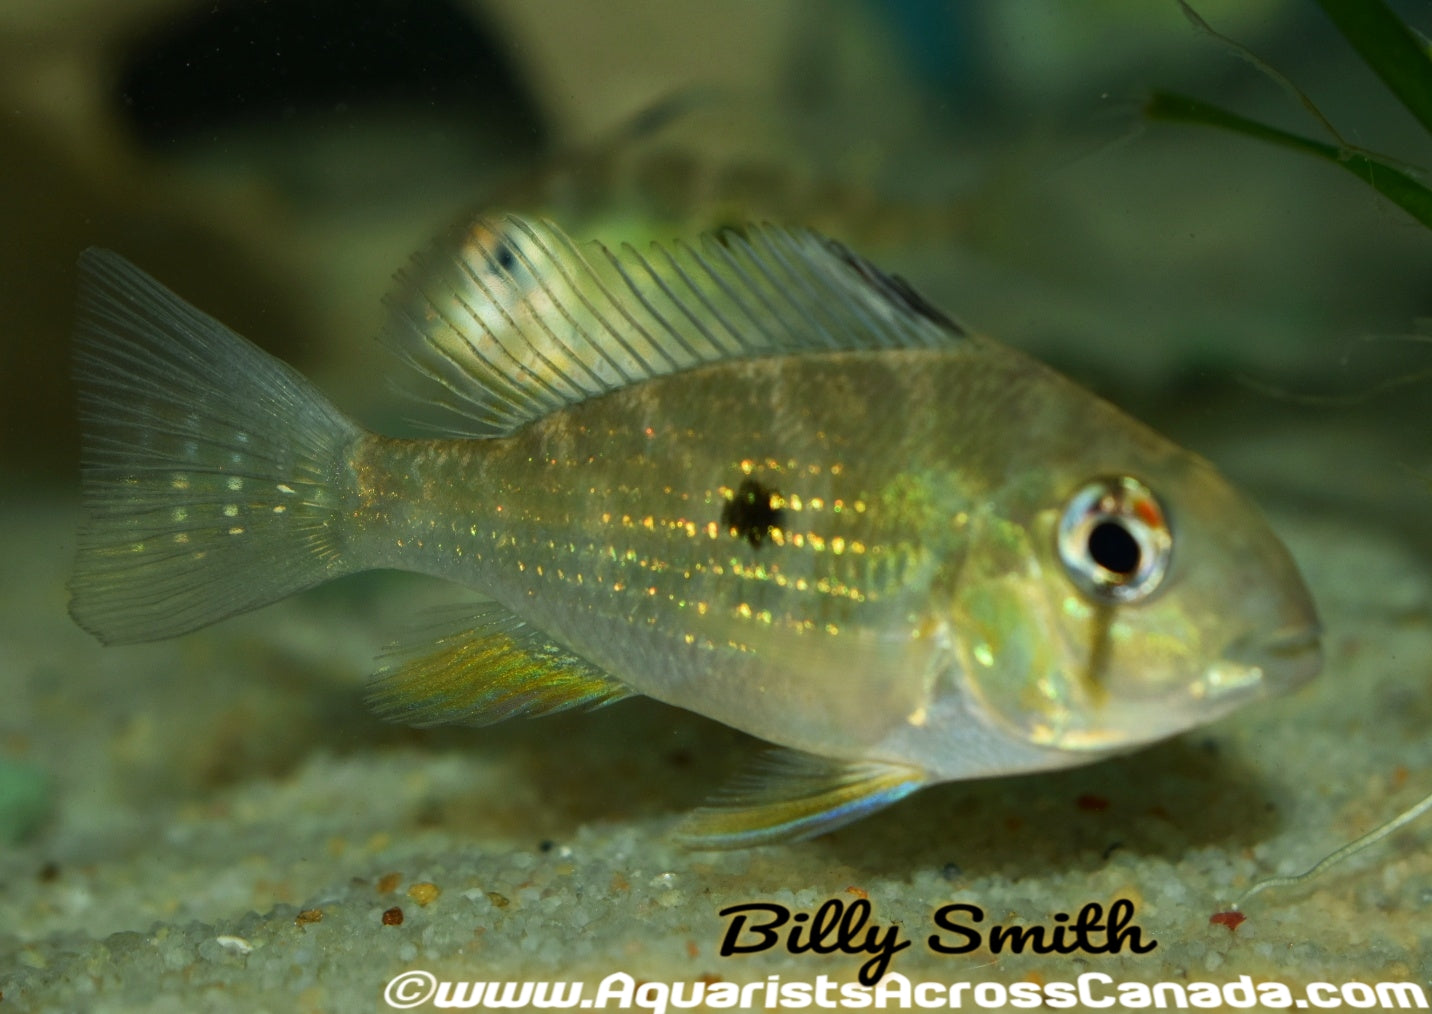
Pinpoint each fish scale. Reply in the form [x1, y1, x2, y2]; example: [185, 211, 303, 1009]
[351, 353, 952, 757]
[68, 215, 1321, 846]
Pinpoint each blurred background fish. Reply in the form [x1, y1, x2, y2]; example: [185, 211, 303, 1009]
[7, 0, 1430, 484]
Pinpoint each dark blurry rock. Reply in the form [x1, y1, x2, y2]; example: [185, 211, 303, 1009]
[117, 0, 542, 151]
[0, 0, 549, 481]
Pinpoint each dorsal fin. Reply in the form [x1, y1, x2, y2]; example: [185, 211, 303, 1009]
[383, 214, 963, 436]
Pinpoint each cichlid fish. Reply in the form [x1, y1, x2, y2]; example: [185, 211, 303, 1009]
[69, 215, 1321, 847]
[478, 93, 969, 255]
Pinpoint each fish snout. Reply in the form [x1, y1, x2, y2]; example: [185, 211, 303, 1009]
[1219, 623, 1323, 699]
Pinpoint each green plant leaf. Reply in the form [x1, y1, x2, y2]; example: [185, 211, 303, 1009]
[1313, 0, 1432, 139]
[1146, 89, 1432, 230]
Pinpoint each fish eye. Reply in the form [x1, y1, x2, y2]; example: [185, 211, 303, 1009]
[461, 222, 530, 284]
[492, 239, 517, 273]
[1056, 475, 1172, 604]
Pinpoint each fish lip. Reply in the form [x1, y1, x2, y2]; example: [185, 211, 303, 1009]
[1224, 623, 1323, 692]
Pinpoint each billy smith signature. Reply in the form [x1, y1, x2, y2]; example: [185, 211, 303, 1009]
[717, 897, 1155, 986]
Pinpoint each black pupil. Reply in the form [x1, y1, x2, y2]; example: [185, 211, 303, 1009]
[1088, 520, 1141, 577]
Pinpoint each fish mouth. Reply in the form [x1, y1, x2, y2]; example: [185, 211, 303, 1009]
[1218, 624, 1323, 697]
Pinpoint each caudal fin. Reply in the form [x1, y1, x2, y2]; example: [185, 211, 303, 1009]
[70, 249, 364, 644]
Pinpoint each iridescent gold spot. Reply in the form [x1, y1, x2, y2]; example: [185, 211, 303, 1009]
[228, 526, 244, 536]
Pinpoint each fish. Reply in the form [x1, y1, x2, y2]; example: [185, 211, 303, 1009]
[479, 92, 970, 254]
[68, 214, 1322, 847]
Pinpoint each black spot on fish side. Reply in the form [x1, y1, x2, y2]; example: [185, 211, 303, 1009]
[721, 478, 786, 549]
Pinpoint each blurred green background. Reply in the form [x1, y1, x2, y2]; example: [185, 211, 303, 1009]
[3, 0, 1429, 491]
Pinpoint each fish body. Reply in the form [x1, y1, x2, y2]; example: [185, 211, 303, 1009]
[70, 217, 1321, 845]
[481, 94, 967, 253]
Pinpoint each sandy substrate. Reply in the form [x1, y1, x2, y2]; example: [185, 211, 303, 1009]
[1, 384, 1429, 1012]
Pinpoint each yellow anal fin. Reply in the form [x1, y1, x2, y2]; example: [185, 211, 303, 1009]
[367, 602, 633, 727]
[675, 750, 925, 849]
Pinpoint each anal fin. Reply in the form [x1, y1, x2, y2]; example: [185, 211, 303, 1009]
[368, 602, 634, 727]
[676, 750, 925, 849]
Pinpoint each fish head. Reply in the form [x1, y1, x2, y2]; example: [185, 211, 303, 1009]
[946, 443, 1320, 760]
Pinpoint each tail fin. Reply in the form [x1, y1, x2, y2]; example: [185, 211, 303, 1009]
[70, 249, 364, 644]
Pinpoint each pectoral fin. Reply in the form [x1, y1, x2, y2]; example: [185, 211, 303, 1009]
[676, 750, 926, 849]
[367, 602, 634, 727]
